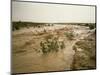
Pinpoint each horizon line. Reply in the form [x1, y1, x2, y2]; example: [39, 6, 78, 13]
[12, 21, 96, 24]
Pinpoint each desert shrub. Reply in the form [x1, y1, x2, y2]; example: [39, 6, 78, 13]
[15, 25, 20, 30]
[88, 24, 95, 30]
[40, 34, 65, 54]
[65, 31, 74, 40]
[84, 23, 96, 30]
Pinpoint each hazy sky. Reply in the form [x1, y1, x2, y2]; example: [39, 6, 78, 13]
[12, 1, 96, 23]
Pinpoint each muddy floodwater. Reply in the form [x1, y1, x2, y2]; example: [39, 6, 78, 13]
[12, 24, 96, 73]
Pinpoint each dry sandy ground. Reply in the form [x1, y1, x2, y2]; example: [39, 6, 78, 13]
[12, 24, 90, 73]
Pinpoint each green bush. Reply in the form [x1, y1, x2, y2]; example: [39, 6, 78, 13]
[40, 34, 65, 54]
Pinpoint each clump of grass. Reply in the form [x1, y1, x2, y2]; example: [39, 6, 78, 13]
[64, 31, 74, 40]
[40, 34, 65, 54]
[84, 23, 96, 30]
